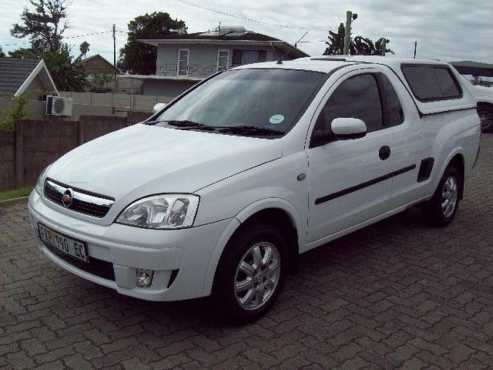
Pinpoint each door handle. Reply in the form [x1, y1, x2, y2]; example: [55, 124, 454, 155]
[379, 145, 391, 160]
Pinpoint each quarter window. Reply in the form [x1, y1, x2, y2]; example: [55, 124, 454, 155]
[313, 74, 383, 142]
[376, 73, 404, 127]
[401, 64, 462, 102]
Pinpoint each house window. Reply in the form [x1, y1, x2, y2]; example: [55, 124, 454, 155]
[217, 49, 230, 71]
[232, 50, 268, 66]
[177, 49, 190, 76]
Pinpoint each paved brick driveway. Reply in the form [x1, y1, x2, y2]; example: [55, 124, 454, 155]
[1, 137, 493, 370]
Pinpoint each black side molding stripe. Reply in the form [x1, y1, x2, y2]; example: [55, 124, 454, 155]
[315, 165, 417, 205]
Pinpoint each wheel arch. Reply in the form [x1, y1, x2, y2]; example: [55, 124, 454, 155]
[203, 199, 303, 296]
[439, 151, 465, 200]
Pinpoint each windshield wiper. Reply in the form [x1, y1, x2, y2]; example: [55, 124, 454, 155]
[153, 120, 217, 131]
[215, 125, 284, 137]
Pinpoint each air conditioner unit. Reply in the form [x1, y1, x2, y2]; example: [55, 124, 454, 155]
[46, 95, 73, 116]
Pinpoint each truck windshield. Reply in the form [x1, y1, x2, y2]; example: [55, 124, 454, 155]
[153, 68, 327, 137]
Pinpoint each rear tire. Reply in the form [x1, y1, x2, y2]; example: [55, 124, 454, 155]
[423, 165, 461, 227]
[213, 223, 287, 324]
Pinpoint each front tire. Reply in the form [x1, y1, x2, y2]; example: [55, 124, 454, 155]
[424, 165, 461, 227]
[213, 223, 287, 324]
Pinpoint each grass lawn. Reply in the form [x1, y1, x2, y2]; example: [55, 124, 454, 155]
[0, 186, 33, 202]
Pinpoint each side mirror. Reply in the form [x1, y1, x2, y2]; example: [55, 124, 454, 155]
[331, 118, 367, 140]
[152, 102, 167, 114]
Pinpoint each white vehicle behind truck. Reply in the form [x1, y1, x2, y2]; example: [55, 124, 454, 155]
[29, 56, 480, 323]
[471, 85, 493, 132]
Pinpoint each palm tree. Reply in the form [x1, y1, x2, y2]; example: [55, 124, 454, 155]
[324, 23, 345, 55]
[324, 24, 393, 56]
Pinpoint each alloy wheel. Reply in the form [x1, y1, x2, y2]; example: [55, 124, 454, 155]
[441, 175, 458, 218]
[234, 242, 281, 311]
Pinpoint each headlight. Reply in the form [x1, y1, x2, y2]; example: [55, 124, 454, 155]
[116, 194, 199, 229]
[35, 166, 51, 195]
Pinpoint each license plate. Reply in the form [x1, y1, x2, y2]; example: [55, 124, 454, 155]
[38, 223, 89, 263]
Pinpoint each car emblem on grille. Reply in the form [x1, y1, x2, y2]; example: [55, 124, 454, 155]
[62, 189, 73, 208]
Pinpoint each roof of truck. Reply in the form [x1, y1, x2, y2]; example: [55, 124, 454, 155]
[234, 55, 451, 75]
[234, 55, 475, 116]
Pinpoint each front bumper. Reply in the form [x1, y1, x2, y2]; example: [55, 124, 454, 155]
[28, 191, 237, 301]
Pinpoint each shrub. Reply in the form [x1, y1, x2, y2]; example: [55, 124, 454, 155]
[0, 95, 28, 131]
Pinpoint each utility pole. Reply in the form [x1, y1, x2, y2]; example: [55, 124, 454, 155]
[112, 24, 117, 79]
[343, 10, 357, 55]
[413, 41, 417, 59]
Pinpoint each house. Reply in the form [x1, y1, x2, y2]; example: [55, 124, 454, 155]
[81, 54, 117, 77]
[118, 26, 308, 97]
[80, 54, 118, 92]
[0, 58, 58, 98]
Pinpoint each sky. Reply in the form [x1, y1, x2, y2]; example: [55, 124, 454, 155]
[0, 0, 492, 64]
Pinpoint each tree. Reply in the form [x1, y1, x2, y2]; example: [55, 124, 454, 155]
[11, 0, 68, 53]
[79, 41, 90, 59]
[324, 23, 393, 56]
[119, 12, 187, 74]
[9, 1, 87, 91]
[324, 23, 345, 55]
[8, 48, 38, 59]
[42, 45, 87, 91]
[0, 47, 5, 58]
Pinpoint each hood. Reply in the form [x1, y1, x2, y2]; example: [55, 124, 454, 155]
[47, 123, 282, 200]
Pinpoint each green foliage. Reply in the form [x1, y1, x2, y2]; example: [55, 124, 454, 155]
[11, 0, 67, 53]
[9, 0, 86, 91]
[324, 23, 394, 56]
[324, 23, 346, 55]
[0, 95, 29, 131]
[119, 12, 187, 74]
[79, 41, 90, 59]
[7, 46, 87, 91]
[8, 48, 38, 59]
[89, 73, 114, 92]
[0, 186, 33, 202]
[0, 47, 5, 58]
[42, 45, 87, 91]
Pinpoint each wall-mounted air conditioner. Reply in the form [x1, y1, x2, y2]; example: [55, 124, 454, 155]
[46, 95, 73, 116]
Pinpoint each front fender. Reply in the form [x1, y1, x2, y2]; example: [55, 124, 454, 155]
[201, 197, 304, 296]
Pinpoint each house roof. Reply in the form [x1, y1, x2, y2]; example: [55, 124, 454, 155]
[81, 54, 118, 73]
[138, 28, 308, 59]
[0, 57, 58, 97]
[140, 30, 280, 42]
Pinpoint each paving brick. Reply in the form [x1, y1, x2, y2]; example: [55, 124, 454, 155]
[63, 353, 94, 370]
[2, 136, 493, 369]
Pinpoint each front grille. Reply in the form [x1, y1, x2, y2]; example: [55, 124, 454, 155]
[45, 243, 115, 281]
[44, 179, 114, 218]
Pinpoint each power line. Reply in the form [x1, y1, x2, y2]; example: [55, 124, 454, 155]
[176, 0, 330, 32]
[64, 29, 126, 40]
[1, 28, 127, 49]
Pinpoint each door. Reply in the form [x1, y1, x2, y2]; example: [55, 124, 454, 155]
[307, 72, 406, 244]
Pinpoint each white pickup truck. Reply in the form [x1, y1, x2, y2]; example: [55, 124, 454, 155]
[29, 56, 481, 322]
[472, 85, 493, 132]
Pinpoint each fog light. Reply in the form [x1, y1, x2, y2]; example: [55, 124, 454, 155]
[136, 269, 154, 288]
